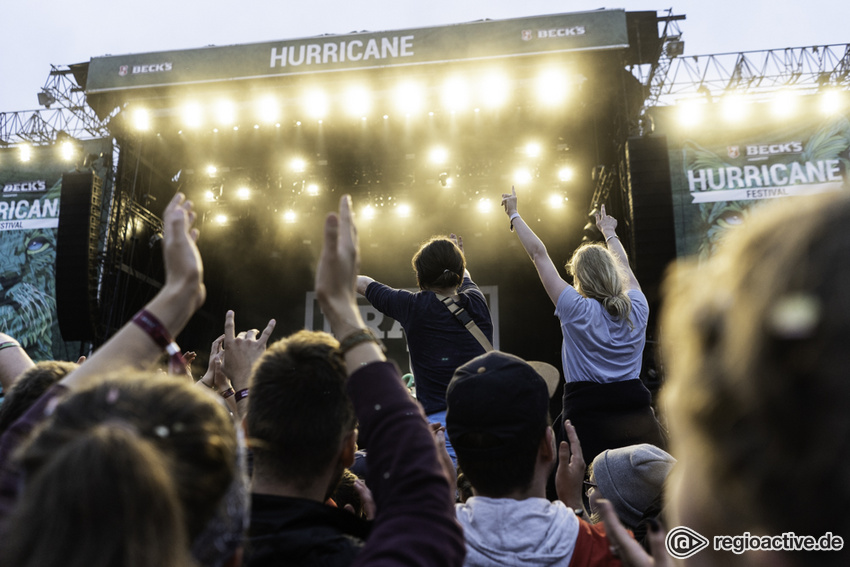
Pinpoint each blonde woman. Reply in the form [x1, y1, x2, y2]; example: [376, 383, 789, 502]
[501, 187, 665, 464]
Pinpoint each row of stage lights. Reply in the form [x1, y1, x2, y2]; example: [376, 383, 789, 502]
[675, 88, 847, 127]
[207, 192, 570, 228]
[16, 140, 77, 163]
[128, 68, 575, 132]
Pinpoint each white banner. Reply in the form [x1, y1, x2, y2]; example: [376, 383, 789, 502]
[690, 182, 844, 204]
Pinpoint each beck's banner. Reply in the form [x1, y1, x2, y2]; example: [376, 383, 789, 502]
[657, 104, 850, 259]
[84, 10, 627, 94]
[0, 138, 112, 363]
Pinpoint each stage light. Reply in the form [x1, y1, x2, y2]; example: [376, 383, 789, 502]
[204, 190, 216, 202]
[214, 100, 236, 125]
[548, 194, 566, 209]
[397, 203, 412, 217]
[445, 176, 454, 188]
[182, 102, 203, 128]
[132, 108, 151, 131]
[535, 69, 568, 106]
[60, 140, 75, 161]
[480, 72, 510, 108]
[676, 99, 704, 127]
[291, 158, 306, 173]
[442, 76, 470, 112]
[525, 142, 541, 158]
[514, 168, 532, 185]
[19, 144, 31, 162]
[430, 147, 448, 165]
[771, 90, 799, 117]
[721, 94, 748, 122]
[283, 210, 297, 223]
[236, 187, 251, 200]
[558, 167, 574, 182]
[344, 86, 371, 118]
[257, 95, 280, 123]
[214, 213, 228, 225]
[304, 89, 329, 119]
[477, 198, 493, 213]
[253, 124, 259, 129]
[820, 89, 844, 114]
[394, 81, 424, 115]
[307, 183, 319, 196]
[361, 205, 376, 220]
[207, 165, 217, 176]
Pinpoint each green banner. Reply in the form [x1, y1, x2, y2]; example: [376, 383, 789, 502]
[654, 104, 850, 260]
[0, 138, 112, 362]
[85, 10, 627, 94]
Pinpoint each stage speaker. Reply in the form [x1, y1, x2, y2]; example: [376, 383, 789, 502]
[625, 135, 678, 308]
[56, 170, 102, 341]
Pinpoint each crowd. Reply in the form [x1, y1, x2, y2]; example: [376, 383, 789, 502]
[0, 184, 846, 567]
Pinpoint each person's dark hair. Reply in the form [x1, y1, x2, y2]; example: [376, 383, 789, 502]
[0, 373, 237, 566]
[412, 237, 465, 291]
[1, 424, 193, 567]
[661, 192, 850, 565]
[0, 361, 77, 435]
[247, 330, 356, 489]
[452, 416, 549, 497]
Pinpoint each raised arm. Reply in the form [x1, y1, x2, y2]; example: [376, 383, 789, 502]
[595, 205, 640, 291]
[59, 193, 206, 391]
[0, 334, 34, 392]
[356, 276, 375, 296]
[501, 186, 569, 305]
[449, 233, 471, 279]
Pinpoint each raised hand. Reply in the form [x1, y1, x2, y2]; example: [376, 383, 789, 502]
[501, 186, 518, 217]
[599, 499, 671, 567]
[162, 192, 205, 310]
[449, 233, 464, 253]
[222, 311, 276, 391]
[555, 419, 586, 509]
[595, 204, 618, 236]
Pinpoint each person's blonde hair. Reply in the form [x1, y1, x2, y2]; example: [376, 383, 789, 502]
[568, 244, 633, 327]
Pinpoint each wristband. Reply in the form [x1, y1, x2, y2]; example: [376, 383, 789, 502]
[220, 387, 236, 399]
[235, 388, 250, 402]
[0, 341, 22, 352]
[339, 328, 386, 355]
[509, 212, 521, 232]
[605, 234, 620, 244]
[132, 309, 186, 375]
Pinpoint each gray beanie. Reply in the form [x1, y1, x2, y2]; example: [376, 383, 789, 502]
[592, 444, 676, 528]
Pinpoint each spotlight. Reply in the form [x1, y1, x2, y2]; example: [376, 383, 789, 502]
[438, 172, 449, 187]
[236, 187, 251, 200]
[721, 94, 748, 122]
[535, 69, 568, 106]
[207, 165, 217, 176]
[345, 86, 371, 118]
[820, 89, 844, 115]
[525, 143, 541, 158]
[204, 190, 216, 202]
[306, 184, 319, 196]
[771, 90, 798, 117]
[514, 168, 532, 185]
[257, 95, 280, 123]
[361, 205, 376, 220]
[304, 89, 329, 119]
[676, 99, 704, 127]
[283, 210, 297, 223]
[182, 102, 203, 128]
[394, 81, 424, 114]
[291, 158, 306, 173]
[442, 76, 470, 112]
[60, 140, 75, 161]
[132, 108, 151, 131]
[558, 167, 574, 182]
[19, 144, 32, 163]
[480, 72, 510, 108]
[548, 194, 566, 209]
[397, 203, 412, 217]
[214, 100, 236, 125]
[477, 198, 493, 213]
[430, 147, 449, 165]
[214, 213, 228, 225]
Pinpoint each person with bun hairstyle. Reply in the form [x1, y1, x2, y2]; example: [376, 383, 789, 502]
[357, 233, 493, 461]
[501, 186, 665, 465]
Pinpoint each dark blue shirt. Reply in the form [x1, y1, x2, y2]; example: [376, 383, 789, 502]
[365, 277, 493, 415]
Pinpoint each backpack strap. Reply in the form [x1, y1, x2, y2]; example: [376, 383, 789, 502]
[435, 293, 493, 352]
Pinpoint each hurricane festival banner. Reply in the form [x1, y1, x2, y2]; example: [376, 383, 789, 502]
[662, 105, 850, 259]
[0, 138, 112, 363]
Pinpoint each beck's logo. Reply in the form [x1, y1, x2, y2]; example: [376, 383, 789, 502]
[521, 30, 533, 41]
[119, 65, 128, 76]
[728, 146, 740, 158]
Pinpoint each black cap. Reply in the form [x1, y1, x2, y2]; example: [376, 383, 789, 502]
[446, 351, 550, 458]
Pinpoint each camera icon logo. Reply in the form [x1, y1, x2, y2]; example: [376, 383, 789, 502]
[665, 526, 710, 559]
